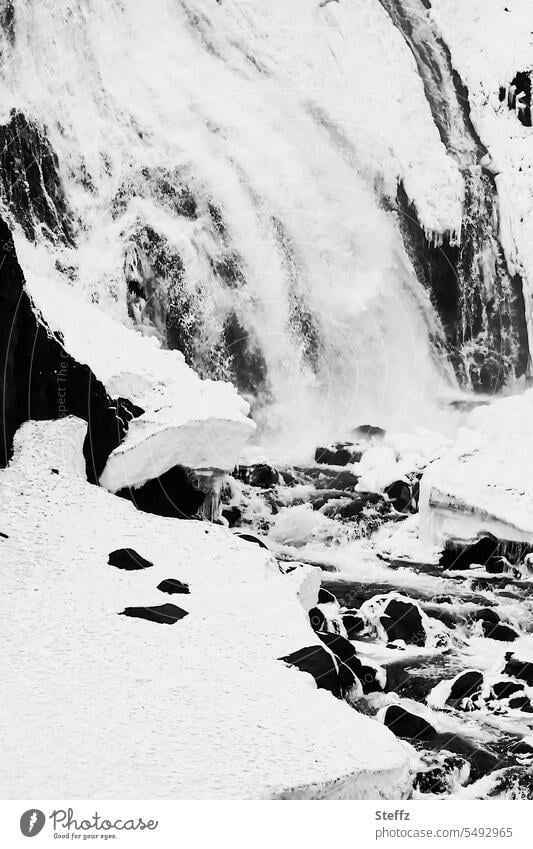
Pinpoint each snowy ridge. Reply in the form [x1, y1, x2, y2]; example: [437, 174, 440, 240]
[0, 417, 411, 799]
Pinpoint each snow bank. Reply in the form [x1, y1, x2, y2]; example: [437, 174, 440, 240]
[0, 417, 411, 799]
[16, 239, 254, 486]
[420, 390, 533, 546]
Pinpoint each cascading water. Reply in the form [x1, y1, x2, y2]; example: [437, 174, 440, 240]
[0, 0, 472, 463]
[378, 0, 530, 391]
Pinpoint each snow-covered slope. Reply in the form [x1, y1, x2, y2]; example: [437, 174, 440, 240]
[0, 417, 411, 799]
[421, 391, 533, 546]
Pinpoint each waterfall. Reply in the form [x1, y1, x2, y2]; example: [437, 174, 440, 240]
[0, 0, 526, 463]
[378, 0, 530, 391]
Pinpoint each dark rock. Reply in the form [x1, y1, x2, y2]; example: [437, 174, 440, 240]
[116, 465, 204, 520]
[222, 506, 242, 527]
[119, 604, 189, 624]
[157, 579, 190, 595]
[397, 179, 529, 391]
[383, 705, 437, 742]
[0, 111, 74, 243]
[447, 670, 484, 704]
[384, 480, 412, 512]
[315, 443, 362, 466]
[380, 598, 426, 646]
[508, 696, 533, 712]
[336, 497, 367, 519]
[318, 587, 337, 605]
[492, 680, 524, 700]
[414, 755, 469, 795]
[473, 607, 500, 625]
[440, 535, 499, 570]
[280, 645, 340, 697]
[0, 215, 144, 482]
[434, 733, 500, 781]
[308, 607, 327, 633]
[0, 531, 8, 539]
[317, 631, 383, 693]
[235, 533, 269, 550]
[342, 613, 365, 639]
[315, 470, 360, 492]
[234, 463, 279, 488]
[500, 72, 532, 127]
[222, 313, 268, 397]
[482, 621, 518, 641]
[108, 548, 153, 571]
[503, 653, 533, 685]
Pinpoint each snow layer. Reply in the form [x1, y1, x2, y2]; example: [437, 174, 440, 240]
[0, 417, 411, 799]
[421, 390, 533, 545]
[17, 239, 254, 483]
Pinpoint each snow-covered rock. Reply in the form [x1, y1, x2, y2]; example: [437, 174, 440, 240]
[421, 391, 533, 546]
[0, 417, 411, 799]
[16, 240, 255, 488]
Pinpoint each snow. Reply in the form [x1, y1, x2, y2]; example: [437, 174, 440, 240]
[16, 238, 255, 483]
[421, 390, 533, 546]
[0, 417, 411, 799]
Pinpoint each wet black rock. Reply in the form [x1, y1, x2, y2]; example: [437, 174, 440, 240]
[315, 443, 362, 466]
[0, 214, 144, 483]
[380, 598, 426, 646]
[222, 506, 242, 527]
[235, 532, 269, 550]
[317, 631, 383, 694]
[414, 754, 469, 795]
[482, 621, 518, 642]
[440, 535, 499, 570]
[119, 604, 189, 624]
[116, 466, 204, 520]
[234, 463, 280, 488]
[280, 645, 341, 698]
[492, 680, 524, 700]
[318, 587, 337, 605]
[473, 607, 500, 625]
[309, 607, 327, 633]
[382, 705, 437, 742]
[313, 469, 360, 492]
[447, 670, 483, 704]
[0, 111, 74, 244]
[157, 579, 190, 595]
[342, 612, 365, 639]
[499, 72, 532, 127]
[503, 653, 533, 686]
[434, 734, 500, 781]
[508, 696, 533, 712]
[384, 480, 413, 513]
[108, 548, 153, 571]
